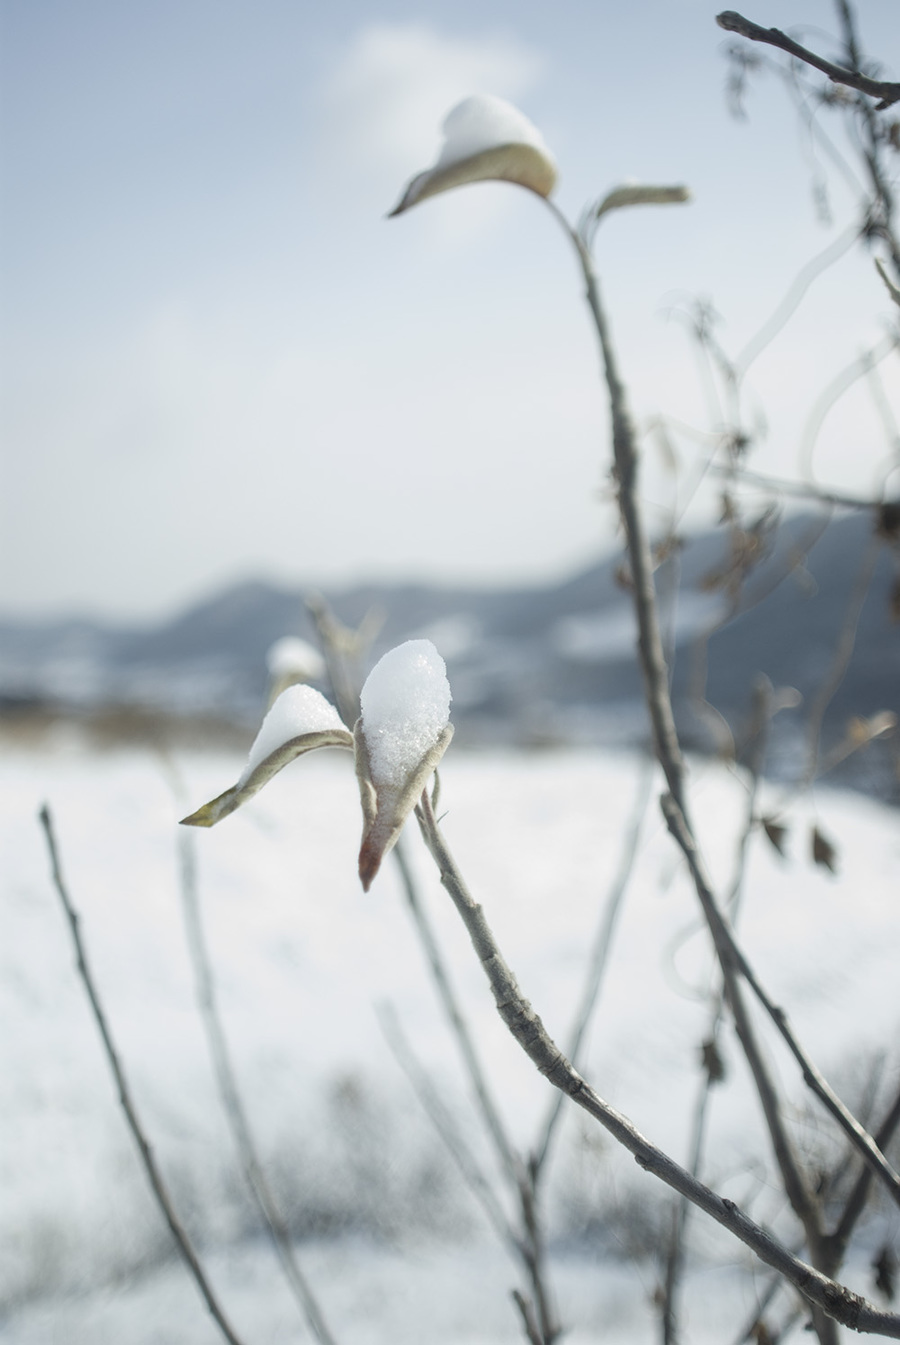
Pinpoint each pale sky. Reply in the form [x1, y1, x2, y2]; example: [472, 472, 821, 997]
[2, 0, 898, 620]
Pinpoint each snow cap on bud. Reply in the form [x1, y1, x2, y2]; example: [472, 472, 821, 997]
[389, 94, 557, 217]
[180, 684, 352, 828]
[265, 636, 327, 706]
[356, 640, 452, 890]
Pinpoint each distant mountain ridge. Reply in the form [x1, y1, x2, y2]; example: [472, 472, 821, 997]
[2, 513, 898, 798]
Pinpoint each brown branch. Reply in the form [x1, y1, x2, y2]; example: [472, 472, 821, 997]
[413, 789, 900, 1337]
[38, 805, 248, 1345]
[716, 11, 900, 109]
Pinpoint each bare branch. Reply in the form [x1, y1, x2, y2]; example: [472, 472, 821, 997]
[413, 790, 900, 1337]
[716, 12, 900, 109]
[38, 805, 248, 1345]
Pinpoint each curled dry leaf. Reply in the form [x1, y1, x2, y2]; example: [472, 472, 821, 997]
[701, 1037, 726, 1084]
[761, 816, 788, 857]
[874, 1244, 898, 1302]
[590, 182, 690, 224]
[388, 94, 557, 217]
[180, 685, 353, 827]
[876, 500, 900, 541]
[811, 824, 838, 875]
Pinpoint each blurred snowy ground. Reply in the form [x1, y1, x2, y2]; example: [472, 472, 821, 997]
[2, 741, 898, 1342]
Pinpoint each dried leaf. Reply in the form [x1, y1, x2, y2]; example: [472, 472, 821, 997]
[761, 816, 788, 857]
[874, 1244, 897, 1301]
[614, 561, 633, 591]
[719, 491, 737, 525]
[846, 711, 898, 747]
[701, 1037, 726, 1084]
[876, 500, 900, 540]
[180, 728, 354, 827]
[811, 824, 838, 875]
[590, 183, 690, 224]
[389, 96, 557, 217]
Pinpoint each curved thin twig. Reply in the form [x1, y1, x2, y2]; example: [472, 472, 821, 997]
[176, 825, 340, 1345]
[38, 805, 248, 1345]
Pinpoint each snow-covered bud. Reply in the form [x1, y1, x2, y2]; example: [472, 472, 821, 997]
[265, 635, 327, 705]
[388, 94, 557, 217]
[180, 684, 352, 828]
[355, 640, 452, 890]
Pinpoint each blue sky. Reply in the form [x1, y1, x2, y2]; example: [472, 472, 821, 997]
[2, 0, 898, 618]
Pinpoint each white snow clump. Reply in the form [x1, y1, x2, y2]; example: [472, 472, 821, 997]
[360, 640, 451, 788]
[240, 685, 345, 784]
[436, 94, 552, 168]
[265, 636, 325, 682]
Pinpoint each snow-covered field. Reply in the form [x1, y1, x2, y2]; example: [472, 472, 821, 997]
[2, 737, 898, 1342]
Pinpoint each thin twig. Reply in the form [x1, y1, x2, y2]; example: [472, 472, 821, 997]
[392, 835, 522, 1194]
[176, 824, 340, 1345]
[38, 804, 248, 1345]
[661, 680, 775, 1345]
[802, 532, 883, 789]
[512, 1289, 545, 1345]
[828, 1076, 900, 1264]
[715, 12, 900, 110]
[376, 1001, 519, 1251]
[531, 756, 655, 1179]
[661, 793, 900, 1212]
[413, 789, 900, 1337]
[708, 463, 889, 511]
[542, 192, 897, 1340]
[392, 836, 561, 1342]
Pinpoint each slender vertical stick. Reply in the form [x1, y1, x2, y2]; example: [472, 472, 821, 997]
[531, 756, 654, 1179]
[176, 825, 340, 1345]
[38, 804, 249, 1345]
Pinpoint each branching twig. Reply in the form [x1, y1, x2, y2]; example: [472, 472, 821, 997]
[715, 12, 900, 110]
[828, 1075, 900, 1265]
[38, 804, 248, 1345]
[413, 788, 900, 1337]
[661, 793, 900, 1212]
[661, 679, 775, 1345]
